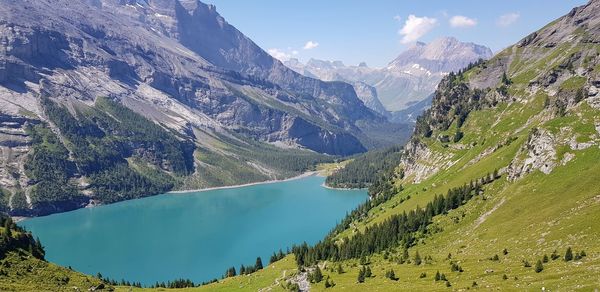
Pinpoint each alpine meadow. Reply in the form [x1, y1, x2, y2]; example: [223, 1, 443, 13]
[0, 0, 599, 291]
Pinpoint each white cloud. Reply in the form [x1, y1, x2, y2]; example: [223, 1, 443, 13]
[449, 15, 477, 28]
[303, 41, 319, 50]
[292, 50, 299, 56]
[497, 12, 520, 27]
[398, 15, 437, 44]
[267, 48, 292, 61]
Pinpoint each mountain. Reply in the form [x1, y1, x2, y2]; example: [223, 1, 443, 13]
[0, 0, 411, 216]
[284, 37, 493, 112]
[2, 0, 600, 290]
[202, 0, 600, 290]
[388, 37, 493, 73]
[388, 93, 434, 124]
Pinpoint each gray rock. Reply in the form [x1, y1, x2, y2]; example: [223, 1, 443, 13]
[0, 0, 401, 157]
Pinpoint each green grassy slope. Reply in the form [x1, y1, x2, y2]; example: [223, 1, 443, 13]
[3, 1, 600, 291]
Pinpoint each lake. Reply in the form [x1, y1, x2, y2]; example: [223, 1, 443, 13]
[20, 175, 367, 285]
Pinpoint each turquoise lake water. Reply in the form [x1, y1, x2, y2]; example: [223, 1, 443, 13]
[20, 175, 367, 285]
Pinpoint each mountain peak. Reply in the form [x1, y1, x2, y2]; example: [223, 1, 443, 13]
[389, 37, 492, 73]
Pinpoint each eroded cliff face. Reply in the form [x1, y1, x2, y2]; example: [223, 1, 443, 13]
[0, 0, 394, 156]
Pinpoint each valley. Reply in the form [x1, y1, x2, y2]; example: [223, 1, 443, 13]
[0, 0, 598, 291]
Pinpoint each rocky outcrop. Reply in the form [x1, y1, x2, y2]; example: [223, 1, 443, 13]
[0, 115, 37, 193]
[400, 139, 453, 183]
[507, 129, 557, 181]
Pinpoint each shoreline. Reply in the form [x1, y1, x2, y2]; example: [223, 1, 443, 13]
[14, 170, 355, 221]
[321, 183, 368, 191]
[168, 171, 319, 195]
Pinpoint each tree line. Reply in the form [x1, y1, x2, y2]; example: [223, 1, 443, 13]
[325, 145, 403, 189]
[0, 215, 45, 260]
[292, 172, 499, 267]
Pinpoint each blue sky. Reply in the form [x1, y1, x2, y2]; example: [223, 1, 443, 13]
[203, 0, 587, 67]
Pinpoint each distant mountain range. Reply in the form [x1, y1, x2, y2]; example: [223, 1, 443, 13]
[285, 37, 493, 121]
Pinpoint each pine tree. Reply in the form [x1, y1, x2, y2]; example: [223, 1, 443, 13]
[255, 257, 264, 270]
[357, 267, 365, 283]
[312, 266, 323, 283]
[414, 251, 422, 265]
[402, 249, 409, 263]
[501, 72, 512, 85]
[365, 266, 372, 278]
[336, 264, 344, 274]
[565, 247, 573, 261]
[270, 252, 277, 264]
[240, 265, 245, 275]
[226, 266, 236, 277]
[543, 254, 549, 263]
[385, 269, 398, 281]
[435, 271, 441, 281]
[535, 260, 544, 273]
[3, 218, 12, 242]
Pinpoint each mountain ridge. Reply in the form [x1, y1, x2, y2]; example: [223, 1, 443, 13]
[284, 37, 492, 116]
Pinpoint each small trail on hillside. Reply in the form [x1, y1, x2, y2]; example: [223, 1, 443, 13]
[474, 197, 506, 229]
[258, 270, 287, 292]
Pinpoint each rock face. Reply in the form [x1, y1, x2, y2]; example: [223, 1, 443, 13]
[349, 81, 388, 116]
[0, 0, 396, 157]
[507, 129, 557, 181]
[284, 37, 493, 112]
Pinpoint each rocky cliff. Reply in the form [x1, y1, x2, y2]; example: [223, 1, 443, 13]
[0, 0, 405, 216]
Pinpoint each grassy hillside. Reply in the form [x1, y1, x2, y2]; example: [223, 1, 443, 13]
[3, 1, 600, 291]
